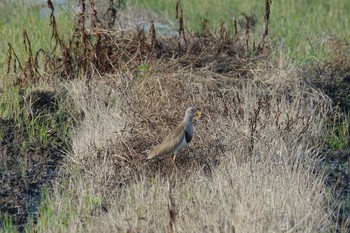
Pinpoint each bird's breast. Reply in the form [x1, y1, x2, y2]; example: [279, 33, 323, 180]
[184, 123, 193, 143]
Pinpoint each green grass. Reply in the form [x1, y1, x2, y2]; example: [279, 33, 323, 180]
[327, 114, 350, 151]
[24, 184, 64, 232]
[0, 0, 75, 71]
[2, 0, 349, 65]
[0, 82, 21, 120]
[0, 81, 72, 151]
[133, 0, 350, 60]
[0, 213, 16, 233]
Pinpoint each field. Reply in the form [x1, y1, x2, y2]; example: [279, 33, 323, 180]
[133, 0, 350, 59]
[0, 0, 349, 232]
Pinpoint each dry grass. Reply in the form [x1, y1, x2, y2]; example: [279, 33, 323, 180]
[33, 54, 340, 232]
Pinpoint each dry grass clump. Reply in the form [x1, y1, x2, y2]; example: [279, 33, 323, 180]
[81, 150, 331, 233]
[38, 55, 338, 232]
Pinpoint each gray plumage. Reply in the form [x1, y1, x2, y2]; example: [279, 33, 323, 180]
[146, 107, 201, 162]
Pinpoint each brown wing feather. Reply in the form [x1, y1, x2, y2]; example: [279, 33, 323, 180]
[146, 121, 186, 160]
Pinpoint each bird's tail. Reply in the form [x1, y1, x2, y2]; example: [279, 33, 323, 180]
[142, 152, 156, 165]
[143, 145, 166, 165]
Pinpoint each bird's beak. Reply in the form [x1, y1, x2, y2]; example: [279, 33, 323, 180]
[195, 111, 202, 120]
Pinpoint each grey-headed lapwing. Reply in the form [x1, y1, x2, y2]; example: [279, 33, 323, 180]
[146, 107, 201, 162]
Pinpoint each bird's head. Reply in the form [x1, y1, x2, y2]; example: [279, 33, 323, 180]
[185, 106, 202, 120]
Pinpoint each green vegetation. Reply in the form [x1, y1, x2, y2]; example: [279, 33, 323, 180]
[133, 0, 350, 59]
[0, 83, 21, 120]
[327, 114, 350, 150]
[1, 213, 16, 233]
[0, 81, 73, 151]
[0, 0, 74, 70]
[2, 0, 350, 68]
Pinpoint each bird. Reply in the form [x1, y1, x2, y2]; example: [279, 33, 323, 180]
[145, 107, 202, 162]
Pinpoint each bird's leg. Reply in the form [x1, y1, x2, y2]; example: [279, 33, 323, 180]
[173, 153, 177, 161]
[172, 153, 179, 171]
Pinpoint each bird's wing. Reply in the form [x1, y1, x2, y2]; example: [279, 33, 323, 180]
[146, 122, 186, 160]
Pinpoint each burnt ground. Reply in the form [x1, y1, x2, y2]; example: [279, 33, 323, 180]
[311, 45, 350, 229]
[0, 90, 73, 232]
[324, 149, 350, 228]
